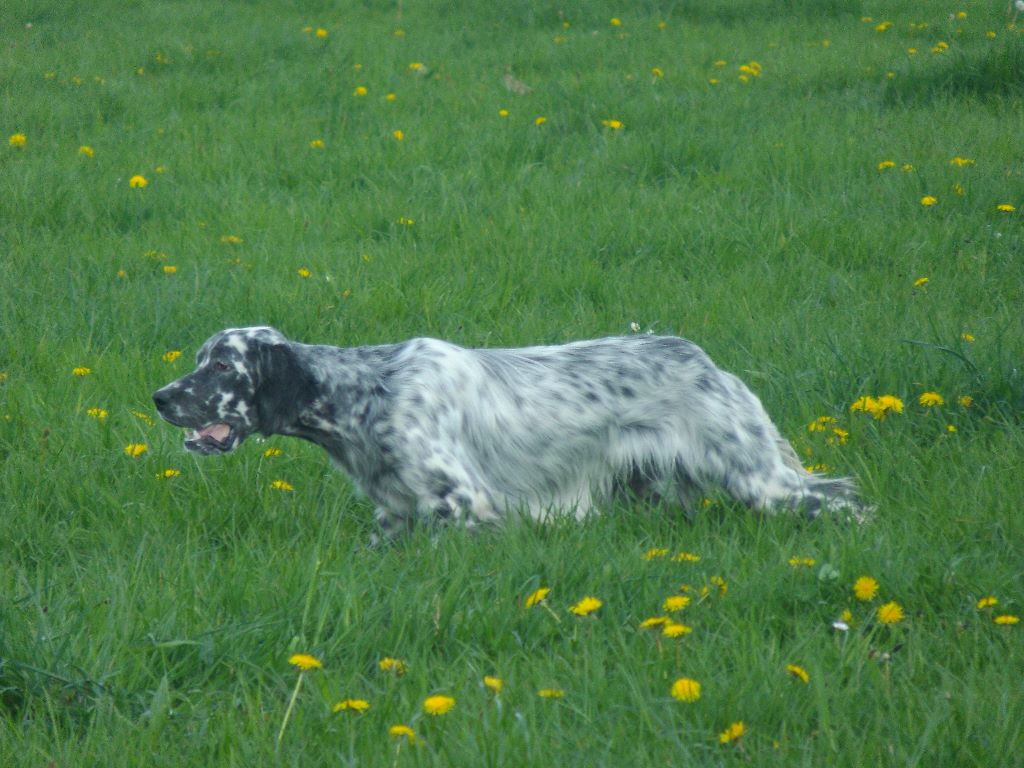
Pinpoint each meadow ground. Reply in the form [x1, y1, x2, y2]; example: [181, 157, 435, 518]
[1, 0, 1023, 765]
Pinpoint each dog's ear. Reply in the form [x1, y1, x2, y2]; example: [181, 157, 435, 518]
[254, 342, 317, 435]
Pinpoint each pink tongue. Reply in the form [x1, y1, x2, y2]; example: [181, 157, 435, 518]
[198, 423, 231, 442]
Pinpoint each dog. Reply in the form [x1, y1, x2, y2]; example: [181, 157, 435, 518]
[153, 326, 866, 539]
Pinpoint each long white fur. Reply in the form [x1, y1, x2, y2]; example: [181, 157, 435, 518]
[154, 327, 867, 538]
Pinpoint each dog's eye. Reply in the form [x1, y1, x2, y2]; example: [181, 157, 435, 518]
[213, 361, 231, 372]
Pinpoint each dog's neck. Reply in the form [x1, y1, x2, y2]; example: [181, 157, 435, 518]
[272, 342, 399, 478]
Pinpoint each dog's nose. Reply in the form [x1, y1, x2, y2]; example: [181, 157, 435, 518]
[152, 389, 171, 411]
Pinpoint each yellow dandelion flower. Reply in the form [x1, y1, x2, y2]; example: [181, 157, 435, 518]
[920, 195, 938, 206]
[263, 447, 282, 457]
[162, 265, 177, 275]
[353, 86, 367, 96]
[977, 596, 998, 609]
[986, 31, 996, 39]
[389, 724, 416, 742]
[423, 695, 455, 716]
[651, 67, 664, 77]
[569, 596, 602, 616]
[537, 688, 564, 698]
[672, 551, 701, 563]
[809, 415, 837, 432]
[958, 395, 973, 408]
[946, 424, 957, 433]
[601, 119, 624, 130]
[131, 410, 154, 426]
[901, 163, 914, 172]
[309, 139, 324, 149]
[877, 601, 905, 625]
[378, 657, 407, 675]
[271, 479, 294, 491]
[72, 366, 92, 376]
[996, 204, 1016, 213]
[950, 156, 974, 167]
[408, 62, 426, 72]
[785, 664, 810, 684]
[315, 28, 327, 38]
[640, 616, 669, 629]
[719, 721, 745, 744]
[853, 396, 902, 420]
[610, 17, 621, 26]
[662, 622, 693, 638]
[713, 59, 727, 68]
[157, 468, 180, 479]
[710, 575, 727, 595]
[788, 557, 816, 567]
[534, 116, 547, 126]
[392, 129, 404, 141]
[907, 48, 918, 55]
[288, 653, 322, 670]
[643, 548, 669, 560]
[919, 391, 945, 407]
[129, 175, 148, 188]
[483, 676, 503, 695]
[397, 216, 414, 226]
[851, 397, 876, 415]
[663, 595, 690, 612]
[498, 108, 509, 117]
[960, 333, 975, 342]
[86, 408, 108, 420]
[913, 276, 929, 288]
[124, 443, 148, 458]
[827, 427, 849, 445]
[874, 395, 904, 419]
[854, 576, 879, 601]
[297, 267, 311, 278]
[875, 21, 892, 31]
[708, 78, 719, 85]
[333, 698, 370, 713]
[220, 234, 243, 245]
[78, 145, 94, 157]
[162, 350, 182, 363]
[994, 614, 1019, 625]
[9, 132, 27, 147]
[671, 678, 701, 702]
[525, 587, 550, 608]
[386, 92, 396, 101]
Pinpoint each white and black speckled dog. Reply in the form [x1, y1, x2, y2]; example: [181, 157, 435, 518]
[153, 326, 866, 538]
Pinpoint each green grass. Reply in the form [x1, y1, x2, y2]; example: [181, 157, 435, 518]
[2, 1, 1023, 765]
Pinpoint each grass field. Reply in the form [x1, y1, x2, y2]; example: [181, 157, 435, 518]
[2, 0, 1023, 765]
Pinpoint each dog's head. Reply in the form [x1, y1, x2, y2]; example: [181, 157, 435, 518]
[153, 326, 305, 455]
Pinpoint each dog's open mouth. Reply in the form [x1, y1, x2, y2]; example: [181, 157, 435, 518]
[184, 423, 238, 454]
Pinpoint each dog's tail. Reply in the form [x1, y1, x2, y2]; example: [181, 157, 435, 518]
[778, 435, 872, 522]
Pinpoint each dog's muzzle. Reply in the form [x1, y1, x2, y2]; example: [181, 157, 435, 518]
[153, 388, 242, 455]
